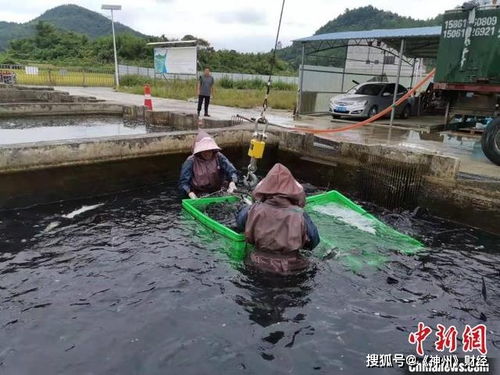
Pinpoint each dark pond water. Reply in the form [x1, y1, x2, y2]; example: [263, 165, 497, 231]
[0, 150, 499, 374]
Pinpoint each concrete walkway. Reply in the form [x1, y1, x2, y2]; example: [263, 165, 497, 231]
[60, 86, 291, 126]
[61, 87, 500, 179]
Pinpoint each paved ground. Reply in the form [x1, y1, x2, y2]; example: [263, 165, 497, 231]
[61, 86, 291, 126]
[62, 87, 500, 179]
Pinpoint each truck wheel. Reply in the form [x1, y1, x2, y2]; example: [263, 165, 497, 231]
[481, 117, 500, 166]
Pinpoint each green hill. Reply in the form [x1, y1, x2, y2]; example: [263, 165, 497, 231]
[0, 4, 146, 51]
[315, 6, 442, 34]
[1, 4, 446, 74]
[0, 22, 36, 50]
[279, 6, 443, 68]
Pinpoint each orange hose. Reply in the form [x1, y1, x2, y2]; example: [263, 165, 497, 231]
[293, 69, 436, 134]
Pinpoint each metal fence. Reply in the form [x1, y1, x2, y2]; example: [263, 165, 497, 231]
[118, 64, 299, 85]
[0, 64, 115, 87]
[0, 63, 298, 87]
[118, 64, 156, 79]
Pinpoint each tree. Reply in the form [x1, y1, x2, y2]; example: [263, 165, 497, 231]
[5, 23, 295, 73]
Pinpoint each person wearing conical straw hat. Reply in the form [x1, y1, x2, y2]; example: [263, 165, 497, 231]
[179, 130, 238, 198]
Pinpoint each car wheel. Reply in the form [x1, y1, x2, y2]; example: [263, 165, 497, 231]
[399, 104, 411, 119]
[481, 117, 500, 166]
[368, 106, 378, 118]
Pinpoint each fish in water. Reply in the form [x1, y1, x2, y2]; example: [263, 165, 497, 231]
[43, 221, 60, 233]
[204, 201, 247, 232]
[242, 197, 253, 206]
[321, 248, 338, 260]
[482, 277, 487, 302]
[62, 204, 104, 219]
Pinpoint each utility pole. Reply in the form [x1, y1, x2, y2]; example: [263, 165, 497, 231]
[102, 4, 122, 88]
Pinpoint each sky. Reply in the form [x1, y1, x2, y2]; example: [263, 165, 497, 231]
[0, 0, 460, 52]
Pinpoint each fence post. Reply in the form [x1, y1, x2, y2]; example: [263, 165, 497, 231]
[48, 69, 52, 86]
[83, 69, 86, 87]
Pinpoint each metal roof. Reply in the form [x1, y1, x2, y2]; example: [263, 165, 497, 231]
[294, 26, 443, 58]
[295, 26, 442, 43]
[146, 40, 198, 47]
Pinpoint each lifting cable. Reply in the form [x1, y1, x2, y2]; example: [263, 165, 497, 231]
[261, 0, 286, 121]
[242, 0, 434, 186]
[242, 0, 286, 188]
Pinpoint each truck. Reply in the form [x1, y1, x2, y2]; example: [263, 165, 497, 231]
[434, 1, 500, 165]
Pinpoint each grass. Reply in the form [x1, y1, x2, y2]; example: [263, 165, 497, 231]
[9, 68, 115, 87]
[217, 76, 296, 91]
[6, 69, 297, 110]
[119, 78, 297, 110]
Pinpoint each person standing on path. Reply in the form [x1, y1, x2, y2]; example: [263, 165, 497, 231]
[197, 67, 215, 117]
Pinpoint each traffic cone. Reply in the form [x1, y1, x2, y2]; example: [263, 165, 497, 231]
[144, 84, 153, 110]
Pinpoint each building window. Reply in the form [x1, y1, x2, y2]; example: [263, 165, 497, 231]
[383, 55, 396, 65]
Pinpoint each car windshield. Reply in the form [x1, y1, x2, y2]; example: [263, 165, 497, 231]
[352, 84, 384, 96]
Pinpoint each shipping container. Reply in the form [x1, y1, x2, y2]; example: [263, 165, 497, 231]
[435, 4, 500, 85]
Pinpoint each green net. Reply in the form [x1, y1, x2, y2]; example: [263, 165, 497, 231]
[305, 192, 423, 271]
[182, 190, 424, 270]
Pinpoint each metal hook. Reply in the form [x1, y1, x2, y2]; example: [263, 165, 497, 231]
[243, 172, 259, 189]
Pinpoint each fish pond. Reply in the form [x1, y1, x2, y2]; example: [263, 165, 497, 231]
[0, 150, 499, 374]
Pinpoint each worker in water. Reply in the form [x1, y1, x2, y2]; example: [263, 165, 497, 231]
[179, 130, 238, 199]
[236, 163, 320, 275]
